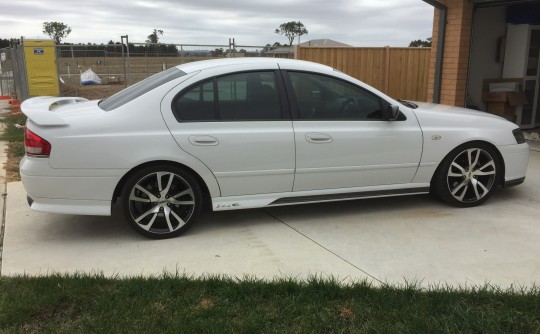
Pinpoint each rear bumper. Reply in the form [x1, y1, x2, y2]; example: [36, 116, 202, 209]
[25, 194, 111, 215]
[20, 156, 123, 216]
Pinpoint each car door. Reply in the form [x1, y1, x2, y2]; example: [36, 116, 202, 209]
[161, 65, 295, 197]
[284, 71, 423, 192]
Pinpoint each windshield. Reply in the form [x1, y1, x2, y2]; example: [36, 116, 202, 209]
[397, 99, 418, 109]
[99, 67, 186, 111]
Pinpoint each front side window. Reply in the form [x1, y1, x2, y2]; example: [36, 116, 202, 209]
[172, 71, 282, 121]
[288, 72, 384, 120]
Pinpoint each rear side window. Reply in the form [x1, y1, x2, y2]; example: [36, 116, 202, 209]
[99, 67, 186, 111]
[173, 71, 282, 121]
[175, 80, 216, 121]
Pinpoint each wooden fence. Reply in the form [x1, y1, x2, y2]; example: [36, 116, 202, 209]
[295, 47, 431, 102]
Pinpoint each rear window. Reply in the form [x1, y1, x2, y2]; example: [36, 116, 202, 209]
[99, 67, 186, 111]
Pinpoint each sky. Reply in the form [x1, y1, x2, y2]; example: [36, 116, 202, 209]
[0, 0, 434, 47]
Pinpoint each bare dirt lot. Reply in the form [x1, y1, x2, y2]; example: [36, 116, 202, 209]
[59, 56, 219, 100]
[61, 83, 124, 100]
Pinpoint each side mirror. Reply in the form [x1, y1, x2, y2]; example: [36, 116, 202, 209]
[383, 105, 400, 121]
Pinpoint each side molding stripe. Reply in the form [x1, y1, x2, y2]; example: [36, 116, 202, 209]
[269, 187, 430, 205]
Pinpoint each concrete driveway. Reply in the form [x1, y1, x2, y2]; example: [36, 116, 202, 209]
[1, 147, 539, 288]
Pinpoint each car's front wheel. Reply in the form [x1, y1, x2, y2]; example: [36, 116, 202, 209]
[433, 143, 501, 207]
[121, 165, 202, 239]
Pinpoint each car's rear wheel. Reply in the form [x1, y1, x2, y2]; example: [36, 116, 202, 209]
[121, 165, 202, 239]
[434, 143, 500, 207]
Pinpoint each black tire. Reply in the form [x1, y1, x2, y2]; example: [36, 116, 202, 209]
[433, 143, 501, 208]
[121, 164, 203, 239]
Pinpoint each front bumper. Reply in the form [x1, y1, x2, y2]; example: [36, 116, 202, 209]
[498, 142, 529, 185]
[504, 177, 525, 188]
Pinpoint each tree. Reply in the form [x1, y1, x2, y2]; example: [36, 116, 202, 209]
[0, 38, 11, 48]
[409, 37, 432, 47]
[42, 22, 72, 44]
[146, 29, 164, 44]
[274, 21, 308, 46]
[211, 48, 224, 57]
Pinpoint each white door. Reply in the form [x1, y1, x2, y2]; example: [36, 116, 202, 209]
[286, 71, 423, 192]
[161, 69, 295, 196]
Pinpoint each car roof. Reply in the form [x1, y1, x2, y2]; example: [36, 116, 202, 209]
[175, 57, 334, 74]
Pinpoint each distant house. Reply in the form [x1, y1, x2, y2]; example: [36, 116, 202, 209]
[265, 47, 294, 58]
[299, 39, 351, 47]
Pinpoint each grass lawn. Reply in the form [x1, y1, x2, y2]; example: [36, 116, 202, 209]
[1, 274, 539, 333]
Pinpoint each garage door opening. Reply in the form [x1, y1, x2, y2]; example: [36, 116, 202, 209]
[468, 2, 540, 129]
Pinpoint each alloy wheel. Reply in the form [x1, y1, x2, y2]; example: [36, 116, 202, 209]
[446, 148, 496, 203]
[128, 171, 196, 234]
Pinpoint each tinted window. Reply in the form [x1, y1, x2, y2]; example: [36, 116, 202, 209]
[174, 80, 215, 121]
[99, 67, 186, 111]
[173, 71, 282, 121]
[288, 72, 383, 120]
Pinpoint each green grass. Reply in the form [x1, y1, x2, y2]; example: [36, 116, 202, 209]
[0, 112, 26, 181]
[0, 112, 26, 143]
[1, 274, 539, 333]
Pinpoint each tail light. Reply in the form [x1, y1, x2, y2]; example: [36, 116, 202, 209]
[25, 128, 51, 157]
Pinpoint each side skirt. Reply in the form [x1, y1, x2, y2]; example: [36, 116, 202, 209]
[212, 185, 431, 211]
[269, 187, 430, 206]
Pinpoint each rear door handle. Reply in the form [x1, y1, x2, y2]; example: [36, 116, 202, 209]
[306, 133, 333, 144]
[188, 135, 219, 146]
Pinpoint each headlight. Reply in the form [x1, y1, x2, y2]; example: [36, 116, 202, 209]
[512, 128, 525, 144]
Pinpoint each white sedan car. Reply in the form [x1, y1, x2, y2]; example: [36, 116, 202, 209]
[20, 58, 529, 239]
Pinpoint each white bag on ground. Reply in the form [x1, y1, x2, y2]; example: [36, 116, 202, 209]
[80, 69, 101, 85]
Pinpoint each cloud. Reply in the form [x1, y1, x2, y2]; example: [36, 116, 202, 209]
[0, 0, 433, 46]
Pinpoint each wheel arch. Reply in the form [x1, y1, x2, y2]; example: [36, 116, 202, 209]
[112, 160, 213, 210]
[430, 140, 506, 188]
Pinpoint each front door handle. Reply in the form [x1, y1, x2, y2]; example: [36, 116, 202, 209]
[306, 133, 333, 144]
[189, 135, 219, 146]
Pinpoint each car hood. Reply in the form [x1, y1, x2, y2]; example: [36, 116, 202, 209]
[411, 102, 515, 127]
[409, 102, 521, 146]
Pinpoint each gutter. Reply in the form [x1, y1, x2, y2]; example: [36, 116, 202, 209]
[473, 0, 539, 7]
[423, 0, 447, 104]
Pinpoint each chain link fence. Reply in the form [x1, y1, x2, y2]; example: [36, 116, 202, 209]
[1, 46, 28, 100]
[0, 48, 13, 96]
[55, 42, 293, 100]
[1, 39, 293, 101]
[1, 39, 432, 106]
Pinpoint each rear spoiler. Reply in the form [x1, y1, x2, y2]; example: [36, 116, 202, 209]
[21, 96, 88, 126]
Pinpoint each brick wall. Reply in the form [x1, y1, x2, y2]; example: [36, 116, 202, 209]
[427, 0, 474, 106]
